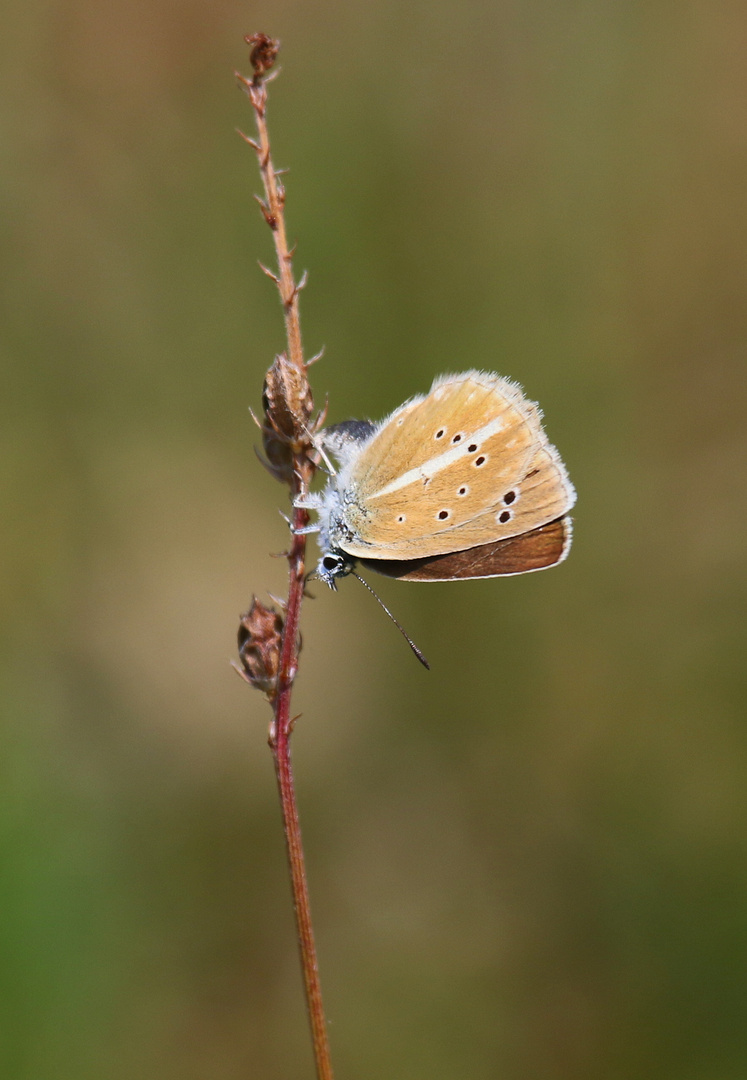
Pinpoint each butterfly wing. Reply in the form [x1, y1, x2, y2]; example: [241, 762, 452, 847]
[336, 371, 575, 560]
[360, 516, 572, 580]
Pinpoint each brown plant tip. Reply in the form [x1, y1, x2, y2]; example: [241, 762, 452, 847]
[245, 33, 279, 81]
[260, 352, 318, 485]
[237, 596, 285, 701]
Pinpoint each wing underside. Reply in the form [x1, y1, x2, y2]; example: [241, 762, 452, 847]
[337, 372, 575, 559]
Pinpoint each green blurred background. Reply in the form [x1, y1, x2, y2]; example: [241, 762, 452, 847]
[3, 1, 746, 1077]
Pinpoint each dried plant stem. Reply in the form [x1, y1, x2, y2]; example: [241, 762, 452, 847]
[240, 77, 305, 372]
[239, 36, 334, 1080]
[271, 506, 332, 1080]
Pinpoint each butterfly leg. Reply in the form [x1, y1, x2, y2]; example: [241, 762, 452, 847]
[293, 491, 325, 511]
[309, 433, 336, 475]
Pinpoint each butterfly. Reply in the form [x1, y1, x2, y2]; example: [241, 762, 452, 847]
[299, 370, 576, 590]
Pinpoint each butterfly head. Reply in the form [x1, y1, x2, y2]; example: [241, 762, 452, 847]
[316, 549, 356, 590]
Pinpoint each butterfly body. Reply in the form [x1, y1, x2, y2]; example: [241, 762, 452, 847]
[302, 371, 576, 588]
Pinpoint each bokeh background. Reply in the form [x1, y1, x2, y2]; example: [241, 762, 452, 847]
[3, 1, 747, 1077]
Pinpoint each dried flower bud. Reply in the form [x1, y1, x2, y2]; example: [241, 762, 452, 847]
[245, 33, 279, 80]
[261, 352, 316, 484]
[236, 597, 284, 700]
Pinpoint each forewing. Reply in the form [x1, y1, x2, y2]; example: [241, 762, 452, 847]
[341, 371, 575, 559]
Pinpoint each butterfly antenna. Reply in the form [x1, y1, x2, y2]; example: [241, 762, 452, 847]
[351, 572, 430, 670]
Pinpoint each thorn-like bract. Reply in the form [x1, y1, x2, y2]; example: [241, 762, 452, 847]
[258, 260, 280, 283]
[237, 128, 261, 151]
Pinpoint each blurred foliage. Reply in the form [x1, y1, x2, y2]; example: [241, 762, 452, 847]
[2, 0, 747, 1077]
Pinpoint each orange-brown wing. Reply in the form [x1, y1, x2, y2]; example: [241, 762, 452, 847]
[340, 371, 575, 559]
[360, 516, 572, 580]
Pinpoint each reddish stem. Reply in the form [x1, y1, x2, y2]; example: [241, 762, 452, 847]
[239, 35, 334, 1080]
[270, 502, 333, 1080]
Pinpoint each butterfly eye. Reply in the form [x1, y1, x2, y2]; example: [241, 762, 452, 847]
[322, 554, 341, 571]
